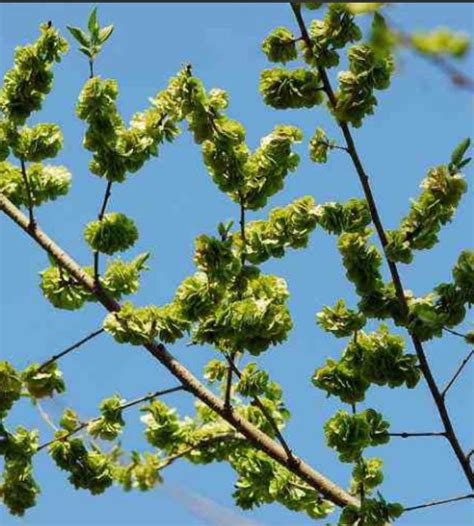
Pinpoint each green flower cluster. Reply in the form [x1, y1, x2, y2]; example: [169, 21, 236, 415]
[334, 40, 394, 127]
[0, 162, 71, 208]
[10, 123, 63, 162]
[40, 263, 93, 311]
[317, 198, 371, 235]
[77, 67, 186, 183]
[40, 253, 148, 311]
[262, 27, 298, 64]
[406, 251, 473, 341]
[235, 363, 271, 398]
[0, 360, 65, 422]
[350, 457, 384, 495]
[324, 408, 389, 462]
[386, 149, 468, 263]
[113, 451, 162, 492]
[0, 23, 68, 125]
[77, 77, 126, 181]
[173, 272, 216, 322]
[206, 364, 287, 436]
[0, 362, 22, 418]
[0, 426, 40, 516]
[49, 435, 114, 495]
[259, 68, 323, 109]
[411, 27, 470, 58]
[194, 234, 241, 283]
[344, 326, 420, 387]
[235, 196, 319, 264]
[243, 125, 303, 210]
[192, 271, 292, 355]
[104, 301, 189, 345]
[88, 394, 125, 441]
[313, 325, 420, 403]
[140, 399, 181, 450]
[101, 253, 150, 299]
[337, 229, 383, 296]
[317, 299, 366, 338]
[301, 4, 362, 68]
[21, 363, 65, 399]
[152, 69, 303, 211]
[309, 127, 335, 164]
[232, 449, 335, 519]
[84, 212, 138, 255]
[340, 495, 404, 526]
[313, 357, 369, 404]
[453, 250, 474, 304]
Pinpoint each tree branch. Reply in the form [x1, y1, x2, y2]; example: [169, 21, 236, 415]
[441, 350, 474, 399]
[37, 328, 105, 372]
[290, 2, 474, 490]
[443, 326, 469, 339]
[403, 493, 474, 512]
[37, 385, 186, 451]
[0, 192, 359, 509]
[20, 159, 35, 229]
[93, 179, 113, 283]
[225, 356, 296, 465]
[158, 432, 240, 470]
[388, 432, 446, 438]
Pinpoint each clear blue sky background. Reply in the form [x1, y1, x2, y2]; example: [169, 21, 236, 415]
[0, 3, 473, 525]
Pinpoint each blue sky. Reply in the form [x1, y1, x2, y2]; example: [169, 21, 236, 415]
[0, 3, 473, 525]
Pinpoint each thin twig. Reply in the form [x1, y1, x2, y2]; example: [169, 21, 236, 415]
[443, 326, 468, 339]
[120, 385, 186, 411]
[403, 493, 474, 512]
[225, 192, 248, 411]
[290, 2, 474, 490]
[225, 357, 296, 465]
[37, 328, 105, 372]
[158, 432, 239, 470]
[467, 449, 474, 461]
[388, 432, 446, 438]
[442, 350, 474, 399]
[37, 385, 186, 451]
[93, 180, 113, 283]
[20, 159, 35, 229]
[224, 350, 236, 411]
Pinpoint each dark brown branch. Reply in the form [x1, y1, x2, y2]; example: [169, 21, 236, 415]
[37, 328, 105, 372]
[119, 385, 186, 411]
[442, 350, 474, 399]
[0, 192, 358, 508]
[224, 350, 236, 411]
[403, 493, 474, 512]
[20, 159, 35, 229]
[224, 191, 248, 410]
[290, 2, 474, 490]
[37, 385, 186, 451]
[93, 179, 113, 282]
[467, 449, 474, 461]
[388, 432, 446, 438]
[443, 326, 469, 339]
